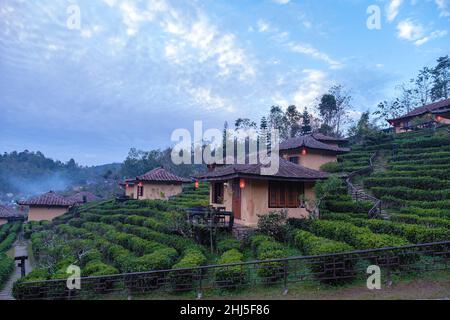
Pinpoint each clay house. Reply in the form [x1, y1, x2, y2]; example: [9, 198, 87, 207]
[0, 204, 24, 225]
[194, 157, 328, 227]
[279, 134, 350, 171]
[120, 167, 190, 200]
[66, 191, 100, 205]
[387, 98, 450, 133]
[18, 191, 75, 222]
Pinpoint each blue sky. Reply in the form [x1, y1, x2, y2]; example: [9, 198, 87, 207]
[1, 0, 449, 165]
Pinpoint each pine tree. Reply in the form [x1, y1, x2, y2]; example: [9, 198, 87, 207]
[301, 108, 312, 135]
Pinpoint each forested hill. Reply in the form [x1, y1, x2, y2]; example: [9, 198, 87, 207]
[0, 150, 121, 203]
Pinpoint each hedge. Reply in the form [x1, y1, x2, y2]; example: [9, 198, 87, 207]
[390, 214, 450, 229]
[170, 247, 207, 292]
[364, 176, 450, 190]
[217, 238, 241, 254]
[293, 230, 355, 283]
[371, 186, 450, 201]
[324, 200, 373, 214]
[305, 220, 410, 250]
[0, 254, 14, 289]
[215, 249, 245, 289]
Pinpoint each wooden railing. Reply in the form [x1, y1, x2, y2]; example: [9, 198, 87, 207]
[345, 151, 382, 219]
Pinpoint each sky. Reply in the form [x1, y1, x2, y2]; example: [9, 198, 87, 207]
[1, 0, 449, 166]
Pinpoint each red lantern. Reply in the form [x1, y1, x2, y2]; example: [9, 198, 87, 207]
[195, 181, 199, 189]
[239, 178, 245, 189]
[437, 116, 443, 122]
[301, 148, 307, 156]
[125, 183, 129, 188]
[138, 182, 143, 187]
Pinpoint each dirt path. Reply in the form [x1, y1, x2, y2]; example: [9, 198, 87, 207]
[0, 237, 32, 300]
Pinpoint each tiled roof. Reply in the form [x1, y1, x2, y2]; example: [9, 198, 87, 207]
[311, 133, 348, 143]
[136, 167, 191, 183]
[0, 204, 23, 219]
[194, 157, 328, 181]
[18, 191, 74, 207]
[66, 192, 100, 204]
[388, 98, 450, 122]
[280, 135, 349, 153]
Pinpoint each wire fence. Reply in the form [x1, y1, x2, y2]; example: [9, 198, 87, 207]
[13, 240, 450, 300]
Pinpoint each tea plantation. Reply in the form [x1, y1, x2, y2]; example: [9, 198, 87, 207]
[11, 127, 450, 297]
[0, 222, 21, 289]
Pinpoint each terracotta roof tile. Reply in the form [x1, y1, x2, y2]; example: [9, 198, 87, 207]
[194, 157, 328, 181]
[66, 192, 100, 204]
[280, 135, 349, 153]
[388, 98, 450, 122]
[136, 167, 191, 183]
[0, 204, 23, 219]
[18, 191, 74, 207]
[311, 133, 348, 143]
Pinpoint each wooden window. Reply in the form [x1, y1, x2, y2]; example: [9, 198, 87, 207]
[137, 186, 144, 197]
[212, 182, 224, 204]
[289, 156, 299, 164]
[269, 181, 304, 208]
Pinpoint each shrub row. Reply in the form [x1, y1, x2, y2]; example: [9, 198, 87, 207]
[215, 249, 245, 289]
[0, 254, 14, 289]
[364, 177, 450, 190]
[302, 220, 410, 250]
[371, 186, 450, 201]
[390, 214, 450, 229]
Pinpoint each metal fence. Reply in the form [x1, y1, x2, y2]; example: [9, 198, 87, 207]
[13, 241, 450, 300]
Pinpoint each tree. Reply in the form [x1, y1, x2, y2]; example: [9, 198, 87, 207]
[347, 111, 377, 144]
[234, 118, 257, 130]
[284, 105, 301, 138]
[415, 67, 433, 105]
[431, 55, 450, 101]
[268, 105, 288, 139]
[328, 84, 352, 136]
[373, 99, 405, 127]
[301, 108, 312, 135]
[318, 94, 337, 131]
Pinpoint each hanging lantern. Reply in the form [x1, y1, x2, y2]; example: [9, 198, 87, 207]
[437, 116, 443, 122]
[125, 183, 129, 188]
[195, 181, 199, 189]
[138, 182, 143, 187]
[239, 178, 246, 189]
[301, 148, 307, 156]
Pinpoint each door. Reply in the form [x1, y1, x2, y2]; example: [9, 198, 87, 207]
[232, 179, 242, 220]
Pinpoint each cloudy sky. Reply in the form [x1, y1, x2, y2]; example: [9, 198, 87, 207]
[1, 0, 449, 165]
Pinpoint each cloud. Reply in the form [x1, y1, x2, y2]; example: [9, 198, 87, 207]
[288, 42, 343, 69]
[292, 69, 329, 107]
[436, 0, 450, 17]
[272, 0, 290, 4]
[257, 19, 270, 32]
[387, 0, 403, 22]
[187, 86, 235, 112]
[396, 19, 447, 45]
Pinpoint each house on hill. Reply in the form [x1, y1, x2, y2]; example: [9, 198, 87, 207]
[119, 167, 190, 200]
[66, 191, 100, 204]
[387, 98, 450, 133]
[18, 191, 74, 222]
[279, 134, 350, 171]
[194, 157, 328, 227]
[0, 204, 24, 225]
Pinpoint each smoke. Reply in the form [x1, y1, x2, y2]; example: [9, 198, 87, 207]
[4, 171, 73, 199]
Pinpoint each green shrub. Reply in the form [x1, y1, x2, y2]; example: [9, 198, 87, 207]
[217, 238, 241, 254]
[170, 247, 207, 292]
[0, 254, 14, 289]
[293, 230, 355, 283]
[215, 249, 245, 289]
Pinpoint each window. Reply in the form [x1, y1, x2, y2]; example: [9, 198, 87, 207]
[269, 181, 304, 208]
[137, 185, 144, 197]
[212, 182, 224, 204]
[289, 156, 299, 164]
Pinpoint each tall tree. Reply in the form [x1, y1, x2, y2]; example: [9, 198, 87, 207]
[234, 118, 257, 130]
[301, 108, 312, 135]
[431, 55, 450, 101]
[318, 94, 337, 135]
[373, 99, 405, 127]
[328, 84, 352, 136]
[284, 105, 301, 138]
[415, 67, 433, 105]
[268, 105, 288, 139]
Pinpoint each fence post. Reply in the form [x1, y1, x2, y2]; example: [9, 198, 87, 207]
[282, 260, 288, 295]
[196, 269, 203, 300]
